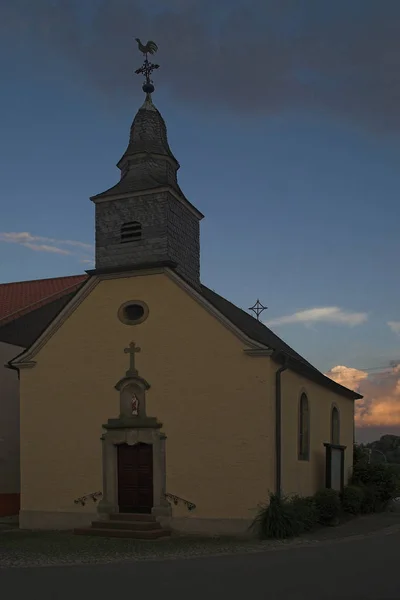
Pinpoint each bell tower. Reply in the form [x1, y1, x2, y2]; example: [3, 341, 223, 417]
[90, 39, 204, 289]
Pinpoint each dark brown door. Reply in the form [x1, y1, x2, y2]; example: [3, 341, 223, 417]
[117, 442, 153, 513]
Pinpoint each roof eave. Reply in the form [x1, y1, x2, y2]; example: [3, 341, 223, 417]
[271, 350, 363, 401]
[116, 151, 180, 171]
[90, 185, 205, 220]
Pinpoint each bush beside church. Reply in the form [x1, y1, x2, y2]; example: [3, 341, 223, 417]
[251, 443, 400, 540]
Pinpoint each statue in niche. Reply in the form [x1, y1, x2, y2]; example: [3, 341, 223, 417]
[115, 343, 150, 421]
[131, 393, 139, 416]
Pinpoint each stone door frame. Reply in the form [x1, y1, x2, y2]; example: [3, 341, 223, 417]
[98, 426, 171, 518]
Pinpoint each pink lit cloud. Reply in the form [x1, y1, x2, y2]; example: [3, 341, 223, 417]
[326, 365, 400, 439]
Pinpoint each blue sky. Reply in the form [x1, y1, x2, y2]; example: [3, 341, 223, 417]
[0, 0, 399, 440]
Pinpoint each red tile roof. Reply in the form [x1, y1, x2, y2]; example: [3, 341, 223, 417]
[0, 274, 89, 327]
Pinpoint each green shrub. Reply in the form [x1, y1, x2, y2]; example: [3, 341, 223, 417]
[314, 488, 341, 524]
[390, 464, 400, 497]
[353, 443, 369, 466]
[390, 463, 400, 476]
[290, 495, 318, 532]
[250, 493, 301, 539]
[341, 485, 363, 514]
[351, 463, 400, 512]
[251, 492, 320, 539]
[359, 484, 377, 513]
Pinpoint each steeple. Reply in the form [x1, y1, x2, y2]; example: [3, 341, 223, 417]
[93, 92, 182, 198]
[90, 39, 204, 288]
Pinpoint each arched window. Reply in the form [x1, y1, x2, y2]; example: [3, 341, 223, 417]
[298, 393, 310, 460]
[121, 221, 142, 243]
[331, 405, 340, 445]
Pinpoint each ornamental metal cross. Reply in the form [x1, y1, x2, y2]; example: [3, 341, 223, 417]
[248, 299, 268, 321]
[124, 342, 141, 374]
[135, 58, 159, 85]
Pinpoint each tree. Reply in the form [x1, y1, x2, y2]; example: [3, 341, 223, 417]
[353, 443, 369, 466]
[365, 435, 400, 465]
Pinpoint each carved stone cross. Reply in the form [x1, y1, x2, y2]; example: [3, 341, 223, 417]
[124, 342, 141, 374]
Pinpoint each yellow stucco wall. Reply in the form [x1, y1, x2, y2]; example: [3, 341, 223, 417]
[279, 368, 354, 498]
[19, 273, 275, 520]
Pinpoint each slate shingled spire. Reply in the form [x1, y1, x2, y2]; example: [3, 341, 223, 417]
[90, 41, 204, 288]
[97, 92, 182, 197]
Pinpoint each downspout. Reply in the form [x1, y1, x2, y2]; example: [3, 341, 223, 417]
[275, 354, 289, 499]
[5, 359, 21, 380]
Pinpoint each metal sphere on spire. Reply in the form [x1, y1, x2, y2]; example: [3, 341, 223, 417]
[142, 82, 155, 94]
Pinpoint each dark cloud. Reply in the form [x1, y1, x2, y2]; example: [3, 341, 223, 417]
[356, 425, 400, 444]
[2, 0, 400, 132]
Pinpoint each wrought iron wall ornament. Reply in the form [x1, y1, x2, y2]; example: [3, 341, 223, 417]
[134, 38, 160, 94]
[165, 492, 196, 511]
[74, 491, 102, 507]
[248, 299, 268, 321]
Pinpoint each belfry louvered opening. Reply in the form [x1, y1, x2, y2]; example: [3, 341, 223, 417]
[121, 221, 142, 243]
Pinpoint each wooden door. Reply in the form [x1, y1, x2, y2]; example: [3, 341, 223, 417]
[117, 442, 153, 513]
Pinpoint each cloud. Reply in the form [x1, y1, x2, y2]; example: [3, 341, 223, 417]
[326, 365, 369, 390]
[265, 306, 368, 328]
[388, 321, 400, 335]
[23, 243, 71, 255]
[1, 0, 399, 133]
[0, 231, 94, 261]
[326, 364, 400, 429]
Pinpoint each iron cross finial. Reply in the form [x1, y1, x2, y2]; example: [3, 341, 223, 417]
[134, 38, 160, 94]
[249, 299, 268, 321]
[124, 341, 141, 375]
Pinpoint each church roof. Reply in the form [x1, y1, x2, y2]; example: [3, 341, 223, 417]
[201, 285, 362, 400]
[1, 271, 361, 399]
[90, 172, 188, 204]
[201, 286, 318, 370]
[0, 292, 78, 348]
[119, 94, 177, 165]
[0, 274, 87, 327]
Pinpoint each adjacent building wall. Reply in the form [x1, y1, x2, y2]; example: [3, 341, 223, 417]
[0, 341, 22, 516]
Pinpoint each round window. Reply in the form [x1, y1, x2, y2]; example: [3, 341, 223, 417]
[124, 304, 144, 321]
[118, 301, 149, 325]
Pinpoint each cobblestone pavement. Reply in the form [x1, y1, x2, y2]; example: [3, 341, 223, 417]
[0, 530, 310, 569]
[1, 511, 400, 570]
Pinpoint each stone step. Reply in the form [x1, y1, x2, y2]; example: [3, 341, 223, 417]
[74, 527, 171, 540]
[92, 520, 162, 531]
[109, 513, 156, 522]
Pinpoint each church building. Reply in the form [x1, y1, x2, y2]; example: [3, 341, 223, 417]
[1, 48, 362, 537]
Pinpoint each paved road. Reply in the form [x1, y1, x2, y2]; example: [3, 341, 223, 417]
[2, 528, 399, 600]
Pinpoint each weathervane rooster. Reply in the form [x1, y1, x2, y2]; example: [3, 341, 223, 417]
[135, 38, 158, 57]
[134, 38, 160, 94]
